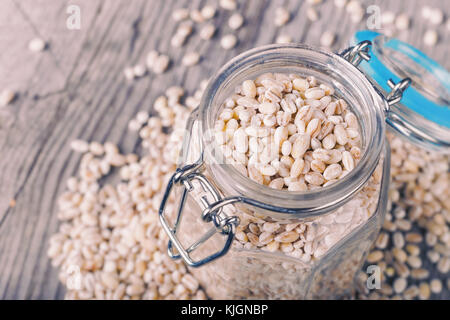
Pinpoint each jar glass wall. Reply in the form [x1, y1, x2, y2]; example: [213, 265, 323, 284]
[166, 44, 390, 299]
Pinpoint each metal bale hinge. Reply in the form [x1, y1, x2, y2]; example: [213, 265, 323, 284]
[340, 40, 372, 67]
[158, 163, 240, 268]
[386, 78, 411, 107]
[340, 40, 411, 110]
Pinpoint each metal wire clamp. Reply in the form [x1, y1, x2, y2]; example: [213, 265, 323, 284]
[339, 40, 372, 67]
[158, 162, 240, 268]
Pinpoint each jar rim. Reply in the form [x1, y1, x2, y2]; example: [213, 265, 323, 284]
[198, 44, 385, 217]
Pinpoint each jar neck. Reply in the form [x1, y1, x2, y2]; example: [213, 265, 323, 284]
[196, 44, 386, 219]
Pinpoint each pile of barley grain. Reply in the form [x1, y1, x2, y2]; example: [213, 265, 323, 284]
[47, 84, 209, 300]
[357, 134, 449, 300]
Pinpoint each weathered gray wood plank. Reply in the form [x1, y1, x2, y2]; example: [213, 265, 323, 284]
[0, 0, 448, 299]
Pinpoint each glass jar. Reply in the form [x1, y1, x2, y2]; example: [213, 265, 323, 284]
[159, 31, 450, 299]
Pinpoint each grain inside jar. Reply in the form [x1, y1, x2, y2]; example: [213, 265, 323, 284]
[214, 72, 362, 191]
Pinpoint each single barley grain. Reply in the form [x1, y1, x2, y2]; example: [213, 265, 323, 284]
[320, 31, 335, 47]
[406, 255, 422, 269]
[423, 30, 438, 46]
[274, 7, 290, 26]
[190, 9, 205, 23]
[70, 139, 89, 153]
[429, 8, 444, 25]
[422, 6, 432, 19]
[199, 23, 216, 40]
[146, 50, 159, 70]
[201, 5, 216, 20]
[405, 233, 423, 243]
[411, 268, 429, 280]
[28, 38, 46, 52]
[0, 89, 16, 107]
[221, 34, 237, 50]
[306, 7, 319, 21]
[153, 55, 170, 74]
[334, 0, 347, 8]
[220, 0, 237, 11]
[393, 277, 407, 294]
[381, 11, 396, 25]
[367, 250, 384, 263]
[403, 285, 419, 300]
[172, 8, 189, 21]
[123, 67, 135, 80]
[418, 283, 431, 300]
[182, 52, 200, 66]
[229, 13, 244, 30]
[430, 279, 442, 294]
[375, 232, 389, 249]
[395, 13, 410, 30]
[133, 64, 147, 77]
[276, 35, 293, 44]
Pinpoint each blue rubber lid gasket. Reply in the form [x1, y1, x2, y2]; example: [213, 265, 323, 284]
[352, 30, 450, 129]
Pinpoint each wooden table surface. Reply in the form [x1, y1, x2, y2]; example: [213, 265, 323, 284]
[0, 0, 448, 299]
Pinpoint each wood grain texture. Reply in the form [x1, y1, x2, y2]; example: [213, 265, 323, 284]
[0, 0, 448, 299]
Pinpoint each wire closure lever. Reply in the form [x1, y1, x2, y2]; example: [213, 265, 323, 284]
[158, 163, 240, 268]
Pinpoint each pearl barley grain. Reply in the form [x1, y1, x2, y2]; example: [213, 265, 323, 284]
[201, 5, 216, 20]
[334, 0, 347, 8]
[242, 80, 257, 98]
[276, 35, 293, 44]
[70, 139, 89, 153]
[29, 38, 46, 52]
[190, 9, 205, 23]
[221, 34, 237, 50]
[423, 30, 438, 46]
[381, 11, 396, 25]
[429, 8, 444, 25]
[220, 0, 237, 11]
[133, 64, 147, 78]
[320, 31, 335, 47]
[182, 52, 200, 67]
[153, 55, 170, 74]
[0, 89, 16, 107]
[136, 111, 149, 124]
[346, 0, 361, 14]
[146, 50, 159, 69]
[307, 7, 319, 22]
[430, 279, 442, 294]
[323, 164, 342, 181]
[393, 278, 407, 294]
[124, 67, 135, 80]
[274, 8, 290, 26]
[422, 6, 432, 19]
[172, 8, 189, 21]
[200, 23, 216, 40]
[307, 0, 323, 4]
[229, 13, 244, 30]
[395, 14, 410, 30]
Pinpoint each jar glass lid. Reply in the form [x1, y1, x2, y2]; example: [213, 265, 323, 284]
[351, 30, 450, 153]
